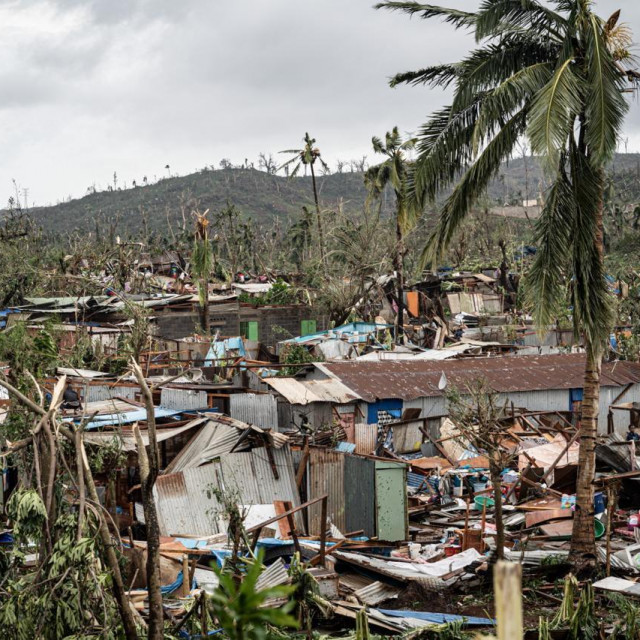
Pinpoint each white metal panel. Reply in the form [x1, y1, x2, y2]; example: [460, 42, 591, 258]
[229, 393, 278, 429]
[85, 385, 139, 402]
[160, 387, 208, 410]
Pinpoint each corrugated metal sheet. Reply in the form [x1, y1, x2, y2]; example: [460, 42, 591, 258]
[354, 581, 400, 606]
[256, 558, 290, 590]
[198, 422, 242, 463]
[84, 385, 139, 402]
[161, 387, 208, 410]
[154, 464, 225, 536]
[354, 423, 377, 455]
[163, 419, 220, 472]
[84, 418, 206, 452]
[308, 448, 345, 535]
[229, 393, 278, 428]
[263, 377, 362, 405]
[155, 446, 302, 536]
[345, 455, 376, 537]
[322, 355, 640, 402]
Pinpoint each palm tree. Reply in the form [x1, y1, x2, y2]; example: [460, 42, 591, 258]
[280, 133, 330, 266]
[192, 209, 213, 333]
[377, 0, 637, 571]
[365, 127, 418, 342]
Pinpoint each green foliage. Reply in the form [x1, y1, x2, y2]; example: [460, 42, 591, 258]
[278, 342, 318, 376]
[208, 550, 299, 640]
[0, 493, 125, 639]
[0, 320, 62, 379]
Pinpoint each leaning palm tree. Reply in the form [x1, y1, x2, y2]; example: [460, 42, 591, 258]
[365, 127, 418, 342]
[377, 0, 637, 571]
[280, 133, 330, 266]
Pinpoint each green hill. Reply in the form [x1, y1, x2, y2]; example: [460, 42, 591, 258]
[24, 153, 640, 236]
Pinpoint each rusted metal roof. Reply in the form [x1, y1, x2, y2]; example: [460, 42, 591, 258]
[263, 376, 362, 405]
[321, 354, 640, 402]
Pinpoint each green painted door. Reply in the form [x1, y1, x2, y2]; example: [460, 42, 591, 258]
[240, 321, 259, 341]
[375, 461, 407, 541]
[301, 319, 317, 336]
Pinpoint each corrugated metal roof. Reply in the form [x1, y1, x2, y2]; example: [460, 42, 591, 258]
[321, 354, 640, 402]
[84, 418, 206, 452]
[256, 558, 290, 590]
[263, 376, 362, 405]
[308, 448, 345, 534]
[155, 445, 303, 537]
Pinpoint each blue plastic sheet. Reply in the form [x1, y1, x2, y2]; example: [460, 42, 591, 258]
[377, 609, 494, 626]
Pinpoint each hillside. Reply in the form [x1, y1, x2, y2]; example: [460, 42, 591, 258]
[27, 169, 375, 236]
[24, 153, 640, 236]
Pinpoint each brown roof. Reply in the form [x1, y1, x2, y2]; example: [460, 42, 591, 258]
[320, 354, 640, 402]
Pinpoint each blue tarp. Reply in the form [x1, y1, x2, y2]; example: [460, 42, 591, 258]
[63, 407, 184, 430]
[377, 609, 495, 627]
[204, 337, 246, 366]
[283, 322, 394, 345]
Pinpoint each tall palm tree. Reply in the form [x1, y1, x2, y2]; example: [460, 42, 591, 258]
[377, 0, 637, 571]
[192, 209, 213, 333]
[280, 133, 330, 266]
[365, 127, 418, 342]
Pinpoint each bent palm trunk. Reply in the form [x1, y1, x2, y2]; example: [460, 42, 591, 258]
[569, 346, 600, 571]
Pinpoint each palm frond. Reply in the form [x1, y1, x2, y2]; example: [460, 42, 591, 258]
[584, 13, 629, 166]
[421, 108, 525, 268]
[474, 0, 567, 42]
[525, 164, 574, 335]
[389, 63, 459, 88]
[374, 2, 477, 29]
[527, 57, 583, 165]
[569, 146, 614, 350]
[472, 61, 553, 152]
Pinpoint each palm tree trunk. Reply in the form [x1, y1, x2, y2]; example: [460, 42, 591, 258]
[569, 171, 605, 573]
[309, 163, 326, 266]
[200, 278, 210, 333]
[569, 345, 600, 571]
[395, 210, 405, 343]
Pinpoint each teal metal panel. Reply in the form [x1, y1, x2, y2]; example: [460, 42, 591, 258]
[374, 461, 407, 541]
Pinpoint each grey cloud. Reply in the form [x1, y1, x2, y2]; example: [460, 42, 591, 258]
[1, 0, 639, 205]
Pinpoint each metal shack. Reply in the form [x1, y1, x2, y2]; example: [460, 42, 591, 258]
[263, 354, 640, 435]
[306, 448, 408, 542]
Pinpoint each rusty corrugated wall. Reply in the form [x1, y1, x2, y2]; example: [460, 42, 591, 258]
[354, 423, 377, 455]
[307, 448, 345, 535]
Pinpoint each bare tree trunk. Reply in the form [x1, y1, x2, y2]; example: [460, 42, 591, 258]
[310, 163, 326, 267]
[78, 435, 140, 639]
[132, 361, 164, 640]
[490, 464, 505, 560]
[200, 278, 210, 334]
[395, 211, 405, 343]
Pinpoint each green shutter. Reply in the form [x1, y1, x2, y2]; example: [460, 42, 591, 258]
[301, 319, 317, 336]
[240, 321, 259, 341]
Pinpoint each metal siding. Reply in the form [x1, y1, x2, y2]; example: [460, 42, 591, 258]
[601, 383, 640, 434]
[344, 455, 376, 537]
[154, 465, 224, 536]
[375, 461, 407, 542]
[218, 447, 303, 530]
[229, 393, 278, 429]
[308, 448, 345, 535]
[160, 387, 209, 410]
[85, 385, 139, 402]
[354, 424, 378, 455]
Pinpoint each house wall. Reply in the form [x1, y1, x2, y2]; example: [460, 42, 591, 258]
[154, 302, 326, 347]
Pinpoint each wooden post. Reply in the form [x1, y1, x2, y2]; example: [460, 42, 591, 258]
[494, 561, 523, 640]
[182, 554, 190, 597]
[480, 500, 487, 552]
[606, 483, 617, 577]
[320, 496, 328, 567]
[462, 498, 471, 551]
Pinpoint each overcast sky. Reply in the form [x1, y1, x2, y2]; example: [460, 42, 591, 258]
[1, 0, 639, 207]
